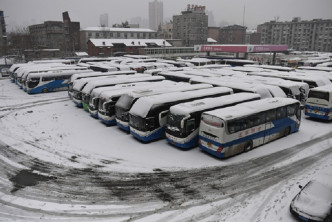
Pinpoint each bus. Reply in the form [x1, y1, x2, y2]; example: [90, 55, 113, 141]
[199, 97, 301, 159]
[244, 64, 295, 72]
[305, 85, 332, 120]
[129, 87, 233, 142]
[166, 93, 261, 149]
[247, 71, 331, 88]
[114, 83, 213, 130]
[80, 75, 164, 111]
[68, 70, 136, 98]
[236, 75, 307, 103]
[26, 69, 92, 94]
[16, 64, 87, 88]
[88, 80, 176, 119]
[190, 77, 273, 99]
[71, 72, 139, 107]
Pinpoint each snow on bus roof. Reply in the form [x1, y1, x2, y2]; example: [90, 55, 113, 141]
[130, 87, 232, 118]
[28, 69, 92, 78]
[73, 76, 112, 91]
[204, 97, 299, 121]
[170, 93, 261, 116]
[309, 84, 332, 93]
[126, 83, 212, 99]
[71, 70, 136, 82]
[82, 75, 164, 94]
[190, 77, 272, 98]
[91, 80, 176, 98]
[227, 66, 268, 73]
[245, 64, 295, 72]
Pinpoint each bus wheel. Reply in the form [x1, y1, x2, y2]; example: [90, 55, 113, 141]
[42, 88, 48, 93]
[284, 127, 290, 137]
[244, 141, 253, 152]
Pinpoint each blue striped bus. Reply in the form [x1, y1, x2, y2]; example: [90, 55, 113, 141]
[129, 87, 233, 143]
[305, 85, 332, 120]
[166, 93, 261, 149]
[199, 98, 301, 159]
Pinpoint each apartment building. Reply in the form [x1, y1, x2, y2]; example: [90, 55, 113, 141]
[173, 4, 208, 46]
[259, 18, 332, 52]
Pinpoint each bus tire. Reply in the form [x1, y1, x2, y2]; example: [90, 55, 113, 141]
[42, 88, 48, 93]
[244, 141, 253, 152]
[284, 127, 290, 137]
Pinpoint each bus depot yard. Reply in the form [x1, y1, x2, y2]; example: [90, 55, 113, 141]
[0, 56, 332, 221]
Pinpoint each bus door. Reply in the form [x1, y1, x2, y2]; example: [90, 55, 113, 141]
[264, 110, 276, 143]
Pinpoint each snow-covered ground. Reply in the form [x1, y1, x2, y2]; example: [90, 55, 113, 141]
[0, 78, 331, 222]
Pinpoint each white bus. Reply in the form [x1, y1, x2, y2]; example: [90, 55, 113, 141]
[199, 98, 301, 159]
[71, 72, 140, 107]
[26, 69, 92, 94]
[114, 83, 213, 130]
[305, 84, 332, 120]
[166, 93, 261, 149]
[247, 71, 331, 88]
[190, 77, 273, 99]
[68, 71, 136, 98]
[88, 80, 176, 119]
[129, 87, 233, 142]
[80, 75, 164, 111]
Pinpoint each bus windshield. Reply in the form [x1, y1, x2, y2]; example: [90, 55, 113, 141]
[116, 95, 135, 110]
[27, 77, 40, 88]
[166, 113, 186, 131]
[308, 90, 330, 101]
[129, 114, 155, 131]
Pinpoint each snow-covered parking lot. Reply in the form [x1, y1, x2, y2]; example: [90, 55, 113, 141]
[0, 78, 331, 222]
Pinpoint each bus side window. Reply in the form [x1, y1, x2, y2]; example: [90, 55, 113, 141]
[228, 121, 236, 134]
[276, 107, 287, 120]
[287, 104, 296, 116]
[266, 109, 276, 122]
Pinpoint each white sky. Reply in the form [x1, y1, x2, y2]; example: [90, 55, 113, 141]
[1, 0, 332, 31]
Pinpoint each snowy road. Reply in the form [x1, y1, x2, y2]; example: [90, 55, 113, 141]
[0, 79, 331, 222]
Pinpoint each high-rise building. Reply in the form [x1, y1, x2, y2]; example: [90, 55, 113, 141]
[100, 13, 108, 27]
[0, 11, 7, 56]
[149, 0, 163, 31]
[173, 5, 208, 46]
[259, 17, 332, 52]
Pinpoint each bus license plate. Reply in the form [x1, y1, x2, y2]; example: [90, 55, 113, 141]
[314, 109, 318, 113]
[207, 142, 212, 147]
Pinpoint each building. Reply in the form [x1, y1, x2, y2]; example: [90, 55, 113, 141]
[208, 27, 220, 44]
[87, 38, 171, 56]
[29, 21, 65, 49]
[149, 0, 163, 31]
[246, 30, 261, 44]
[80, 27, 157, 51]
[28, 11, 80, 52]
[219, 25, 246, 44]
[173, 4, 208, 46]
[62, 12, 80, 52]
[0, 11, 7, 56]
[157, 22, 173, 39]
[259, 17, 332, 52]
[100, 13, 108, 27]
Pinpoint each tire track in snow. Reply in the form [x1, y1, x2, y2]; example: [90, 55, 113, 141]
[0, 130, 331, 220]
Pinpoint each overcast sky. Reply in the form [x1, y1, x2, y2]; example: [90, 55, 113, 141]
[1, 0, 332, 32]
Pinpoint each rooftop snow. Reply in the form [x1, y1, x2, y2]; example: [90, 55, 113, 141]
[170, 93, 261, 116]
[130, 87, 233, 118]
[204, 97, 299, 120]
